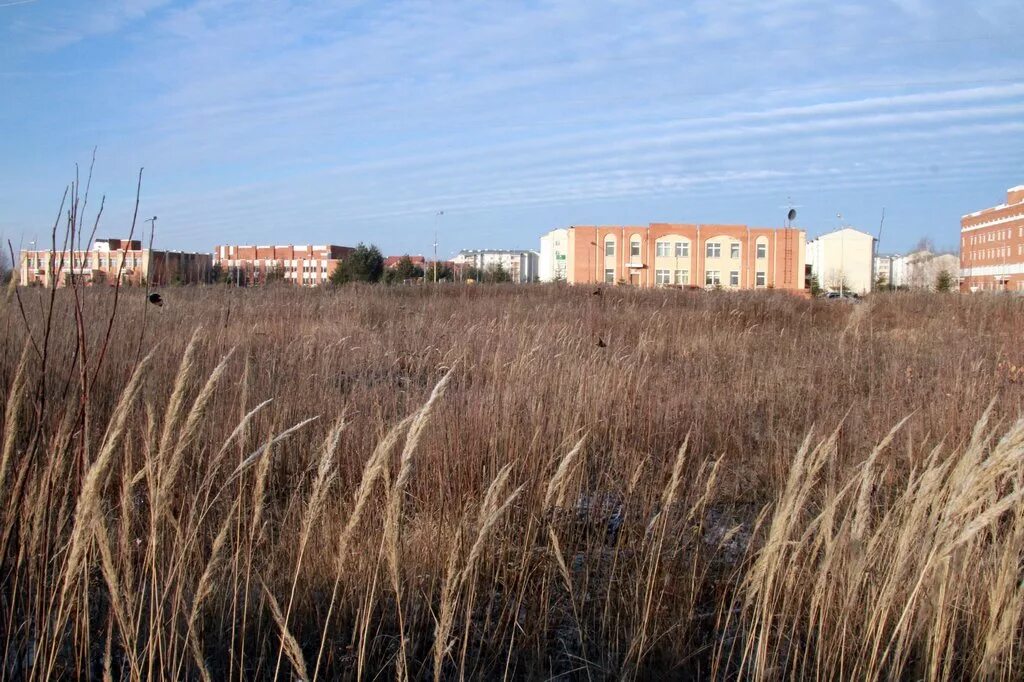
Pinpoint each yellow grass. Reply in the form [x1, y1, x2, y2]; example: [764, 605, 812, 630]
[1, 283, 1023, 680]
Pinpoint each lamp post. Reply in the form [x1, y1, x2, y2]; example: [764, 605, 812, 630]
[144, 216, 158, 286]
[837, 212, 845, 298]
[433, 210, 443, 283]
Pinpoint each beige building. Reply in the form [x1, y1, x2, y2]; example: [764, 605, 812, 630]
[805, 227, 877, 295]
[19, 238, 211, 287]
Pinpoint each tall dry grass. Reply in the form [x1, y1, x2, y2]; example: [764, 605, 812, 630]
[1, 282, 1023, 680]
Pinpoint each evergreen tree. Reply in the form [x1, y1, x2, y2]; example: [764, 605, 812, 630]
[331, 243, 384, 284]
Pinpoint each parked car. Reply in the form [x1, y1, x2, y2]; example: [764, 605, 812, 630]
[824, 291, 860, 302]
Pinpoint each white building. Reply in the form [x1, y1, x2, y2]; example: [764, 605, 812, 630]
[874, 254, 898, 288]
[538, 228, 569, 282]
[806, 227, 877, 294]
[877, 250, 958, 290]
[453, 249, 539, 283]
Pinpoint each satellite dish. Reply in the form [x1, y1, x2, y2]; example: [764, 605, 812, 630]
[787, 208, 797, 222]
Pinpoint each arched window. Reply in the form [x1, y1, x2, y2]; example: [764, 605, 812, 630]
[630, 235, 642, 259]
[604, 235, 616, 257]
[755, 236, 769, 260]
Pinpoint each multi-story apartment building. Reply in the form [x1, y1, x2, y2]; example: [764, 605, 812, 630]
[960, 185, 1024, 293]
[805, 227, 877, 295]
[19, 238, 211, 287]
[213, 244, 353, 286]
[539, 223, 805, 290]
[452, 249, 539, 283]
[877, 250, 958, 290]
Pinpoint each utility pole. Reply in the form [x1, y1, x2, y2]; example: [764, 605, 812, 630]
[434, 210, 443, 283]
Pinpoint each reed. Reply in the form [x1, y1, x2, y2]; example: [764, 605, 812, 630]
[1, 284, 1022, 680]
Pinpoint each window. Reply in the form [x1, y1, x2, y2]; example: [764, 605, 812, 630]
[705, 270, 720, 285]
[756, 243, 767, 259]
[706, 242, 721, 258]
[656, 241, 670, 257]
[675, 242, 689, 257]
[604, 268, 615, 283]
[730, 243, 740, 259]
[729, 271, 739, 286]
[756, 271, 766, 287]
[675, 269, 689, 285]
[630, 237, 641, 258]
[655, 269, 671, 284]
[604, 238, 615, 257]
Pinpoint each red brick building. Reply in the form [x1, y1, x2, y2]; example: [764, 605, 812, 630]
[19, 238, 211, 287]
[384, 255, 426, 269]
[213, 244, 353, 286]
[960, 185, 1024, 293]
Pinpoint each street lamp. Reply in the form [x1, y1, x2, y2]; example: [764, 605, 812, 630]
[433, 210, 443, 283]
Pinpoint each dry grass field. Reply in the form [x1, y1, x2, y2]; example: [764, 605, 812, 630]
[2, 282, 1024, 680]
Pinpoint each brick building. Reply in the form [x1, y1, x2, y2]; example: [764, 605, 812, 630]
[540, 223, 805, 290]
[960, 185, 1024, 293]
[384, 255, 426, 269]
[213, 244, 353, 286]
[19, 238, 211, 287]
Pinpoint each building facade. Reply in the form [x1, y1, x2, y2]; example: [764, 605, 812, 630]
[960, 185, 1024, 293]
[874, 254, 897, 288]
[875, 250, 958, 290]
[805, 227, 877, 295]
[452, 249, 539, 283]
[19, 238, 211, 287]
[213, 244, 353, 286]
[538, 228, 569, 282]
[539, 223, 805, 290]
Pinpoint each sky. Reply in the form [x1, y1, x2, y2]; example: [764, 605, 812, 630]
[1, 0, 1023, 258]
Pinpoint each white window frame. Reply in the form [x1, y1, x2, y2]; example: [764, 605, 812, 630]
[729, 271, 739, 286]
[730, 243, 740, 259]
[706, 242, 721, 258]
[756, 243, 767, 259]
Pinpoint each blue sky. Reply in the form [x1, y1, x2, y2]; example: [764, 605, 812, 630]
[2, 0, 1022, 257]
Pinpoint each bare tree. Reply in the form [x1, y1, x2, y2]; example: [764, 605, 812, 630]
[913, 236, 936, 254]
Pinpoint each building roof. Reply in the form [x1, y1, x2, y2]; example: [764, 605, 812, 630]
[384, 254, 426, 267]
[457, 249, 538, 255]
[808, 226, 877, 241]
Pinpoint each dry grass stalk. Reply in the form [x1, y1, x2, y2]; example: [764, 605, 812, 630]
[4, 285, 1024, 680]
[262, 580, 310, 681]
